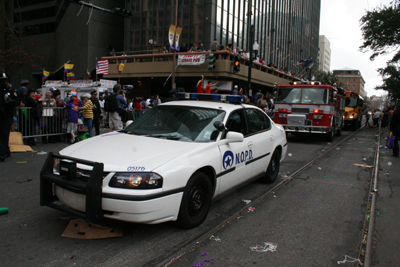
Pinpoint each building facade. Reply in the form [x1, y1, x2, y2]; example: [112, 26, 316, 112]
[333, 68, 366, 98]
[318, 35, 330, 72]
[127, 0, 321, 73]
[4, 0, 124, 89]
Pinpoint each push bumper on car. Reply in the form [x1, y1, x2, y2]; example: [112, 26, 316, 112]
[40, 153, 104, 222]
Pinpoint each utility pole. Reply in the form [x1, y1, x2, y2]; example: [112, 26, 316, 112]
[171, 0, 178, 90]
[247, 0, 253, 92]
[248, 25, 255, 92]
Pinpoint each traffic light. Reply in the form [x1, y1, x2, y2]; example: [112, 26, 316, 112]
[208, 53, 215, 72]
[233, 55, 240, 72]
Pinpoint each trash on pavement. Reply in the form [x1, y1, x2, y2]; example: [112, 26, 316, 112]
[288, 153, 292, 157]
[250, 242, 277, 252]
[37, 151, 48, 155]
[242, 199, 252, 204]
[209, 235, 221, 242]
[318, 167, 322, 170]
[193, 258, 214, 267]
[353, 164, 373, 168]
[202, 252, 208, 256]
[0, 207, 9, 215]
[62, 218, 123, 239]
[337, 255, 363, 265]
[388, 162, 392, 166]
[298, 192, 306, 197]
[248, 207, 255, 212]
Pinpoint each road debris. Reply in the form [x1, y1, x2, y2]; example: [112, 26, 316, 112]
[250, 242, 277, 252]
[193, 258, 214, 267]
[242, 199, 252, 204]
[209, 235, 221, 242]
[337, 255, 363, 265]
[248, 207, 256, 212]
[353, 164, 373, 168]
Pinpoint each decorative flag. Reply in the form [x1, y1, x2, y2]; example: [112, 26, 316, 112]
[66, 72, 75, 80]
[87, 69, 91, 79]
[64, 63, 74, 73]
[175, 27, 182, 52]
[96, 60, 109, 75]
[169, 25, 176, 50]
[43, 69, 50, 80]
[117, 63, 125, 74]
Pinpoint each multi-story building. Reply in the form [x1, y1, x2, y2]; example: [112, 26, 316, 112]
[318, 35, 330, 72]
[3, 0, 124, 88]
[333, 67, 366, 98]
[3, 0, 321, 95]
[128, 0, 321, 73]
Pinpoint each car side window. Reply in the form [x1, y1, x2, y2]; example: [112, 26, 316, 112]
[246, 108, 271, 134]
[225, 110, 248, 136]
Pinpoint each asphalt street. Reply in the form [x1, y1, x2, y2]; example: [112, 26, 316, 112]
[0, 125, 398, 267]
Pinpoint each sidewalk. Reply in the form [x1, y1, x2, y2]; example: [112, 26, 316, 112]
[372, 128, 400, 266]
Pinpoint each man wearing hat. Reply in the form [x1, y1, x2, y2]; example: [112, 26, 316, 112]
[232, 85, 239, 95]
[17, 79, 29, 103]
[90, 90, 102, 136]
[390, 103, 400, 157]
[163, 88, 178, 102]
[0, 73, 23, 162]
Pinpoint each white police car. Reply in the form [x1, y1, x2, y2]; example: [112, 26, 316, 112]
[40, 93, 287, 228]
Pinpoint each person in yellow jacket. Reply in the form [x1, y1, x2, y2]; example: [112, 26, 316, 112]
[82, 94, 94, 137]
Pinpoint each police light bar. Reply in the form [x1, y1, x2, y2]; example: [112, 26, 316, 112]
[175, 93, 244, 103]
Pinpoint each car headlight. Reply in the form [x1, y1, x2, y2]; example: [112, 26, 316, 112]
[53, 158, 60, 174]
[109, 172, 163, 189]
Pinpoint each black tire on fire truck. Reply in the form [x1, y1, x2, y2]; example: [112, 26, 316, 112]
[326, 129, 334, 142]
[177, 172, 212, 228]
[261, 149, 281, 183]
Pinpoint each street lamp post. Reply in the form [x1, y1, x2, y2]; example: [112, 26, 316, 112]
[247, 25, 255, 92]
[247, 27, 260, 93]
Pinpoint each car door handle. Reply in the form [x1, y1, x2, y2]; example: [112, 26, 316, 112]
[270, 135, 274, 141]
[248, 141, 253, 148]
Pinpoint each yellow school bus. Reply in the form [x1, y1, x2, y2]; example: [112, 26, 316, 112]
[344, 91, 364, 130]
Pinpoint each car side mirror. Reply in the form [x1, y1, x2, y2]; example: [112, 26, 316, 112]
[214, 121, 225, 131]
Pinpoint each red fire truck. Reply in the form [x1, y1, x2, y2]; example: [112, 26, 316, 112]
[274, 81, 345, 141]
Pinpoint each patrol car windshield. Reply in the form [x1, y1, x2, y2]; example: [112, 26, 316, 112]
[277, 88, 329, 104]
[124, 105, 226, 142]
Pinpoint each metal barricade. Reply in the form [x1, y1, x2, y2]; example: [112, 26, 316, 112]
[16, 107, 69, 139]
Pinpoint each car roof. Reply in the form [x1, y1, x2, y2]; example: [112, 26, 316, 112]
[160, 100, 258, 113]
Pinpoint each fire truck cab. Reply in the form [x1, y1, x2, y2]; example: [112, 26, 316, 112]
[274, 81, 345, 142]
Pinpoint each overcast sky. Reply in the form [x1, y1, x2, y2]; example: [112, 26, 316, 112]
[320, 0, 394, 97]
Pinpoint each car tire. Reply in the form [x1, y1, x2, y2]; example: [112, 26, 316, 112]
[261, 149, 281, 184]
[177, 172, 212, 228]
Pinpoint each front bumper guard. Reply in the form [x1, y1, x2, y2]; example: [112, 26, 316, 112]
[283, 125, 329, 134]
[40, 152, 104, 222]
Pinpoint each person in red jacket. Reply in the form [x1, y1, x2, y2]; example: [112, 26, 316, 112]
[205, 81, 219, 94]
[197, 75, 205, 93]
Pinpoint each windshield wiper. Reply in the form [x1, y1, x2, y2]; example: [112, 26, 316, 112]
[146, 134, 182, 140]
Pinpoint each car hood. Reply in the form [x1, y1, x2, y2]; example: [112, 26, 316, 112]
[59, 132, 202, 171]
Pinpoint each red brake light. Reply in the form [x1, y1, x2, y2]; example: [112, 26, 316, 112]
[278, 108, 287, 112]
[313, 109, 323, 113]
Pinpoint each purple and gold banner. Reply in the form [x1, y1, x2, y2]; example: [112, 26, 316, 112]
[175, 27, 182, 52]
[169, 25, 176, 50]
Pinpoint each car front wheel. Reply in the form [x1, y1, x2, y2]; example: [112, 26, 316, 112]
[177, 172, 212, 228]
[261, 149, 281, 183]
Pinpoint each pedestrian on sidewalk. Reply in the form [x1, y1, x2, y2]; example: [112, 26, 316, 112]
[389, 103, 400, 157]
[365, 110, 371, 127]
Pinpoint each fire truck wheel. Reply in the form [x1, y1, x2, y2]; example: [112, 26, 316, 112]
[326, 129, 334, 142]
[261, 149, 281, 183]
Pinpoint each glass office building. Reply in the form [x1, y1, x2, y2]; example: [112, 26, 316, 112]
[127, 0, 320, 71]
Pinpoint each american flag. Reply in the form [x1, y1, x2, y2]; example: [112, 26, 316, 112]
[96, 60, 109, 75]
